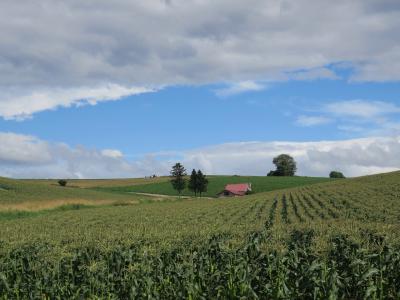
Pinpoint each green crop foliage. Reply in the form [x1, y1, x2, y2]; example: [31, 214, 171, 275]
[1, 171, 400, 298]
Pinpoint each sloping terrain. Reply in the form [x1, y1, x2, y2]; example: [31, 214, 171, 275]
[0, 177, 153, 211]
[98, 175, 332, 197]
[26, 176, 169, 188]
[1, 171, 400, 298]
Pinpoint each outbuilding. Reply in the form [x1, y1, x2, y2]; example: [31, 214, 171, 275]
[218, 183, 252, 197]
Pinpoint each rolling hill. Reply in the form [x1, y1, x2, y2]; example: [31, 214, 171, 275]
[1, 171, 400, 298]
[97, 175, 333, 197]
[0, 176, 161, 211]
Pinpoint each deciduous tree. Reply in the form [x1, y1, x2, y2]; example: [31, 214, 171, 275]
[329, 171, 345, 178]
[267, 154, 297, 176]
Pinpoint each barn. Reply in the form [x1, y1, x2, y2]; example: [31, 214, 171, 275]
[218, 183, 252, 197]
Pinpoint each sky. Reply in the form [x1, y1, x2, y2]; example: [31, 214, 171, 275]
[1, 0, 400, 178]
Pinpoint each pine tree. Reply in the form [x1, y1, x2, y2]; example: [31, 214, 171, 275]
[196, 169, 208, 197]
[188, 169, 198, 196]
[170, 163, 187, 196]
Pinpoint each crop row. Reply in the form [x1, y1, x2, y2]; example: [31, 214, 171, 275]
[263, 186, 400, 227]
[1, 228, 400, 299]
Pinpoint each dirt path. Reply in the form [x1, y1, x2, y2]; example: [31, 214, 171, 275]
[127, 192, 190, 198]
[128, 192, 214, 199]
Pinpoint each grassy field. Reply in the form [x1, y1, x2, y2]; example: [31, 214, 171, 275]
[1, 171, 400, 298]
[0, 176, 173, 212]
[26, 176, 169, 188]
[98, 175, 333, 197]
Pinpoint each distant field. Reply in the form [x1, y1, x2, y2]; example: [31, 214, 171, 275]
[0, 175, 330, 211]
[26, 176, 168, 188]
[0, 177, 170, 211]
[98, 175, 333, 197]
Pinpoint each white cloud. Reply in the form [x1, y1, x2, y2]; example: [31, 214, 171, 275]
[215, 81, 266, 97]
[0, 132, 52, 165]
[0, 132, 171, 179]
[101, 149, 123, 159]
[296, 115, 332, 127]
[325, 100, 400, 119]
[1, 1, 400, 117]
[0, 84, 154, 120]
[1, 132, 399, 178]
[182, 137, 400, 177]
[294, 100, 400, 135]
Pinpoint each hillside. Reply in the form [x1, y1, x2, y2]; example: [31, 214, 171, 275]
[0, 177, 160, 211]
[0, 175, 331, 211]
[1, 171, 400, 298]
[98, 175, 332, 197]
[26, 176, 169, 188]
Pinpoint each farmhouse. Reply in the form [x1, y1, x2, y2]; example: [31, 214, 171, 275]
[218, 183, 252, 197]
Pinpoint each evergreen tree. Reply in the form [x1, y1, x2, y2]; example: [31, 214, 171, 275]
[188, 169, 198, 196]
[170, 163, 187, 196]
[196, 169, 208, 197]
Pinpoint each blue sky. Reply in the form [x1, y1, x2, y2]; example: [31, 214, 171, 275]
[1, 77, 399, 157]
[0, 1, 400, 178]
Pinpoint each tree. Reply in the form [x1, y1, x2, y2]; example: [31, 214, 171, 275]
[58, 179, 67, 187]
[188, 169, 198, 196]
[170, 163, 187, 195]
[329, 171, 345, 178]
[196, 169, 208, 197]
[268, 154, 297, 176]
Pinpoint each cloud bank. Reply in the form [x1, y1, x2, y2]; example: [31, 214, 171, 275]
[1, 132, 399, 179]
[1, 0, 400, 118]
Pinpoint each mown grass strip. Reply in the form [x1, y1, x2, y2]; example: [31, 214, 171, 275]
[0, 204, 112, 221]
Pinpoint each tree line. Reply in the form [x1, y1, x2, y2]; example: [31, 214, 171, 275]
[170, 163, 209, 196]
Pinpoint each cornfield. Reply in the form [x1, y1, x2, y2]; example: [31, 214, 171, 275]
[1, 171, 400, 298]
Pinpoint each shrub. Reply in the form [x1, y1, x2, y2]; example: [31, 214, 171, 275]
[58, 179, 67, 187]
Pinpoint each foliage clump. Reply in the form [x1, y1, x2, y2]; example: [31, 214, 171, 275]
[57, 179, 67, 187]
[268, 154, 297, 176]
[170, 163, 187, 195]
[330, 171, 345, 178]
[188, 169, 209, 197]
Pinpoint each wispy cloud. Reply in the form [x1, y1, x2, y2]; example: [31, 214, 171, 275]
[324, 100, 400, 119]
[214, 81, 266, 98]
[101, 149, 124, 159]
[0, 84, 155, 120]
[296, 115, 332, 127]
[294, 100, 400, 135]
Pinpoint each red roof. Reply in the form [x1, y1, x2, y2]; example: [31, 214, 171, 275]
[224, 183, 251, 196]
